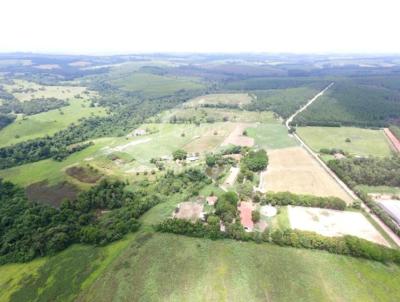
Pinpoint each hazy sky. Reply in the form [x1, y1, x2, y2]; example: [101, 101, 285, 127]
[1, 0, 399, 54]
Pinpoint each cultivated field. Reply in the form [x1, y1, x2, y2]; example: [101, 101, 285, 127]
[297, 126, 393, 157]
[184, 93, 253, 108]
[0, 99, 107, 147]
[263, 147, 353, 203]
[288, 206, 388, 246]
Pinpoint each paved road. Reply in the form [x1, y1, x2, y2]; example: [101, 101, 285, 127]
[286, 83, 400, 247]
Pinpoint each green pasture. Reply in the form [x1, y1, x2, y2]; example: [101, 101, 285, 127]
[297, 126, 393, 157]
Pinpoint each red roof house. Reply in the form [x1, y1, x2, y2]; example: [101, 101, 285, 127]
[238, 201, 254, 231]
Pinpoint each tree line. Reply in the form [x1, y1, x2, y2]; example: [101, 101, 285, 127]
[156, 218, 400, 265]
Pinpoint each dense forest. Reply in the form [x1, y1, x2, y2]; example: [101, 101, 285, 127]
[244, 87, 318, 119]
[0, 98, 69, 115]
[0, 168, 210, 264]
[294, 82, 400, 127]
[327, 156, 400, 188]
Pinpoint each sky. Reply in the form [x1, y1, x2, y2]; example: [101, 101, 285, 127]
[0, 0, 400, 54]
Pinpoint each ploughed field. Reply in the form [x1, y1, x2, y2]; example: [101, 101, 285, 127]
[262, 147, 353, 203]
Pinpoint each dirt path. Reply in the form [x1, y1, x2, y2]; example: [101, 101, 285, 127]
[287, 83, 400, 247]
[220, 166, 240, 192]
[384, 128, 400, 152]
[221, 123, 254, 147]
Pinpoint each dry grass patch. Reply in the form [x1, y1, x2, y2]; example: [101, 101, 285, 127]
[264, 147, 352, 203]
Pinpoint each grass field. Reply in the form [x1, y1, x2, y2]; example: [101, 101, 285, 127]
[2, 231, 400, 301]
[246, 123, 298, 149]
[77, 233, 400, 302]
[111, 73, 204, 98]
[297, 126, 393, 157]
[263, 147, 353, 203]
[0, 99, 107, 147]
[3, 79, 90, 102]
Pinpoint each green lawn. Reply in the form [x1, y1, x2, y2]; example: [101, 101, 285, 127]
[112, 73, 204, 98]
[246, 123, 298, 150]
[297, 126, 393, 157]
[0, 99, 107, 147]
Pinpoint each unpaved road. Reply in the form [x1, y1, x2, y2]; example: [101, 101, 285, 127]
[287, 83, 400, 247]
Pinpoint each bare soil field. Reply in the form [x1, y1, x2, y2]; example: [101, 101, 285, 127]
[173, 201, 204, 221]
[65, 166, 103, 183]
[221, 123, 254, 147]
[288, 206, 389, 246]
[25, 181, 79, 207]
[263, 147, 352, 203]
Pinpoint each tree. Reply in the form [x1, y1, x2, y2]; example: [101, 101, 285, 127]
[205, 154, 216, 167]
[172, 149, 187, 160]
[252, 210, 260, 223]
